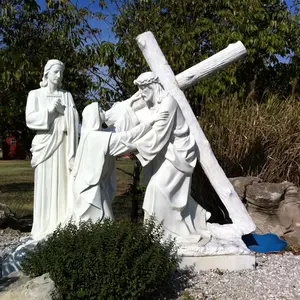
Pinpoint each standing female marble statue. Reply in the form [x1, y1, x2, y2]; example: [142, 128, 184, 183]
[26, 59, 79, 240]
[72, 102, 168, 223]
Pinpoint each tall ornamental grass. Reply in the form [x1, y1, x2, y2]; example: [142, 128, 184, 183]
[200, 95, 300, 185]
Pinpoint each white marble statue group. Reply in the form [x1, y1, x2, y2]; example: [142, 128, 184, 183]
[25, 59, 208, 243]
[25, 58, 255, 249]
[26, 34, 256, 254]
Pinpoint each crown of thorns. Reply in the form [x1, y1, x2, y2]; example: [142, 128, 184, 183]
[133, 75, 160, 86]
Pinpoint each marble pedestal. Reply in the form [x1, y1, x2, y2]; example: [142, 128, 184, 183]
[180, 254, 255, 271]
[177, 237, 255, 271]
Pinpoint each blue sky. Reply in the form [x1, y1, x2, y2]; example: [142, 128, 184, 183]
[36, 0, 119, 42]
[286, 0, 295, 11]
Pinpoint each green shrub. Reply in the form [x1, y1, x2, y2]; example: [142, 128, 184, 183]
[21, 218, 178, 300]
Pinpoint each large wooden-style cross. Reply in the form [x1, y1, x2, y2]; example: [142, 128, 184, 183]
[136, 32, 255, 235]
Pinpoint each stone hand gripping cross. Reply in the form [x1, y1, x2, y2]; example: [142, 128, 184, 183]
[136, 31, 255, 237]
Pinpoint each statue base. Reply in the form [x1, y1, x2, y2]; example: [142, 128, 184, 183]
[177, 237, 255, 271]
[180, 254, 255, 271]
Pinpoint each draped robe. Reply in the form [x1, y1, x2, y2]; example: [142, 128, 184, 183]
[72, 103, 152, 223]
[106, 93, 211, 244]
[133, 93, 211, 243]
[26, 88, 79, 240]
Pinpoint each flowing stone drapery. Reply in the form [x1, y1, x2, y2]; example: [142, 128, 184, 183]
[136, 31, 255, 238]
[26, 89, 79, 240]
[72, 103, 154, 223]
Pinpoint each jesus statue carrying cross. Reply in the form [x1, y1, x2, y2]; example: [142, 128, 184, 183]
[105, 31, 255, 246]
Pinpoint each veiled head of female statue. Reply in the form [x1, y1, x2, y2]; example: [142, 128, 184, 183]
[40, 59, 65, 88]
[81, 102, 105, 136]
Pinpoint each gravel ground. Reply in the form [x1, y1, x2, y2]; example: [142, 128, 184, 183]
[1, 230, 299, 300]
[178, 252, 300, 300]
[0, 229, 31, 258]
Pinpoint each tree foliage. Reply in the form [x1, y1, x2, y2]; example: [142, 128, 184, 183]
[101, 0, 300, 113]
[0, 0, 101, 144]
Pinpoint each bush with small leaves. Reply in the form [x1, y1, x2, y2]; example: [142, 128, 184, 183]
[22, 218, 179, 300]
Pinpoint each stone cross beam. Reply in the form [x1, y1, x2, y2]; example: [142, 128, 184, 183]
[136, 31, 255, 235]
[128, 41, 246, 100]
[176, 41, 246, 90]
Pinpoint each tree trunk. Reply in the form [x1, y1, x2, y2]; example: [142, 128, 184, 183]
[131, 158, 142, 222]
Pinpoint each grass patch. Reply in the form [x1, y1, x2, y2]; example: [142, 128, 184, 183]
[0, 158, 136, 219]
[115, 158, 134, 195]
[0, 160, 33, 217]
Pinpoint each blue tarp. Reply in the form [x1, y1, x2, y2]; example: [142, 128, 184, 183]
[242, 233, 287, 253]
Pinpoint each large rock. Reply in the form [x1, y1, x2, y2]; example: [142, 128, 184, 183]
[229, 176, 262, 200]
[206, 175, 300, 244]
[245, 182, 289, 236]
[0, 273, 56, 300]
[238, 180, 300, 245]
[0, 204, 12, 215]
[0, 210, 6, 228]
[277, 185, 300, 245]
[0, 203, 32, 232]
[246, 182, 292, 211]
[0, 204, 12, 228]
[247, 209, 285, 236]
[6, 215, 32, 232]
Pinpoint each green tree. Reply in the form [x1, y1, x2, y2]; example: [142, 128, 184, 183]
[101, 0, 300, 112]
[0, 0, 101, 150]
